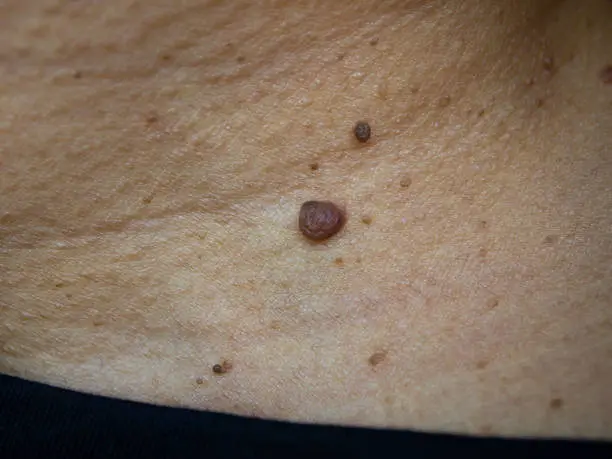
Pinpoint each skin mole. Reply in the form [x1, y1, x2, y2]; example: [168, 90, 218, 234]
[353, 121, 371, 142]
[299, 201, 345, 241]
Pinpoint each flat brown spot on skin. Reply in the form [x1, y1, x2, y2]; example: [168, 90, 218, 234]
[73, 71, 82, 79]
[600, 65, 612, 84]
[299, 201, 345, 242]
[146, 115, 158, 124]
[195, 377, 204, 385]
[478, 248, 488, 258]
[142, 197, 153, 204]
[438, 95, 451, 107]
[361, 215, 372, 225]
[384, 395, 395, 405]
[549, 398, 564, 410]
[368, 351, 387, 367]
[476, 360, 489, 370]
[334, 257, 344, 266]
[369, 37, 379, 46]
[486, 297, 499, 309]
[399, 176, 412, 188]
[526, 77, 535, 86]
[55, 282, 65, 288]
[270, 320, 281, 331]
[337, 53, 345, 61]
[543, 234, 558, 244]
[535, 98, 544, 108]
[236, 56, 246, 63]
[543, 56, 554, 72]
[353, 121, 371, 143]
[160, 54, 172, 61]
[479, 220, 488, 230]
[309, 162, 319, 171]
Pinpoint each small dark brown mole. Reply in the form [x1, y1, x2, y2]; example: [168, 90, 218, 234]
[549, 398, 564, 410]
[212, 360, 233, 375]
[354, 121, 371, 142]
[299, 201, 345, 241]
[368, 351, 387, 366]
[600, 65, 612, 84]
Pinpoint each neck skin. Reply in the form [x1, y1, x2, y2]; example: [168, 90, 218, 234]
[1, 0, 611, 439]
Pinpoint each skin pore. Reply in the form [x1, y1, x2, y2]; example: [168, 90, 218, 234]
[1, 0, 612, 439]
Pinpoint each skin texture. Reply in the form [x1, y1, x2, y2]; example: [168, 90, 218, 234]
[1, 0, 612, 439]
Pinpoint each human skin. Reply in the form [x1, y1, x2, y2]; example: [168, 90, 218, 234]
[1, 0, 612, 439]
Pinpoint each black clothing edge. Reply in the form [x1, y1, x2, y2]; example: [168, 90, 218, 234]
[0, 373, 609, 458]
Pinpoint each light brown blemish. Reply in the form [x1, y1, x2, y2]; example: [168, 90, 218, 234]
[368, 351, 388, 367]
[195, 377, 204, 385]
[309, 162, 319, 171]
[438, 95, 451, 107]
[476, 360, 489, 370]
[142, 196, 153, 204]
[361, 215, 372, 225]
[73, 70, 83, 79]
[146, 115, 159, 124]
[600, 65, 612, 84]
[399, 176, 412, 188]
[549, 398, 564, 410]
[369, 37, 379, 46]
[477, 109, 485, 117]
[486, 297, 499, 309]
[236, 55, 246, 63]
[270, 320, 282, 331]
[334, 257, 344, 266]
[479, 220, 488, 230]
[478, 248, 488, 258]
[480, 424, 493, 435]
[543, 56, 554, 73]
[543, 234, 558, 244]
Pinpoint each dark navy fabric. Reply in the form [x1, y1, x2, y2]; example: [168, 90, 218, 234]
[0, 373, 609, 458]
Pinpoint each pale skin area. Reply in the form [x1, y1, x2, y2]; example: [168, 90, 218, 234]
[1, 0, 612, 439]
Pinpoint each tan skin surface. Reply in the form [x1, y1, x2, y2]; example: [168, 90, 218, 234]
[1, 0, 612, 439]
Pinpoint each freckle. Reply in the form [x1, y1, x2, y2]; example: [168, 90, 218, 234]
[549, 398, 564, 409]
[354, 121, 371, 142]
[476, 360, 489, 369]
[146, 115, 158, 124]
[600, 65, 612, 84]
[309, 162, 319, 171]
[270, 320, 281, 330]
[195, 377, 204, 385]
[236, 55, 245, 63]
[73, 70, 82, 79]
[526, 77, 535, 86]
[337, 53, 345, 61]
[361, 215, 372, 225]
[543, 56, 554, 72]
[535, 98, 544, 108]
[368, 351, 387, 366]
[384, 395, 394, 405]
[55, 282, 65, 288]
[478, 248, 487, 258]
[399, 176, 412, 188]
[438, 95, 451, 107]
[543, 235, 558, 244]
[334, 257, 344, 266]
[299, 200, 346, 242]
[142, 197, 153, 204]
[369, 37, 379, 46]
[477, 109, 485, 117]
[160, 54, 172, 61]
[479, 220, 488, 230]
[486, 297, 499, 309]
